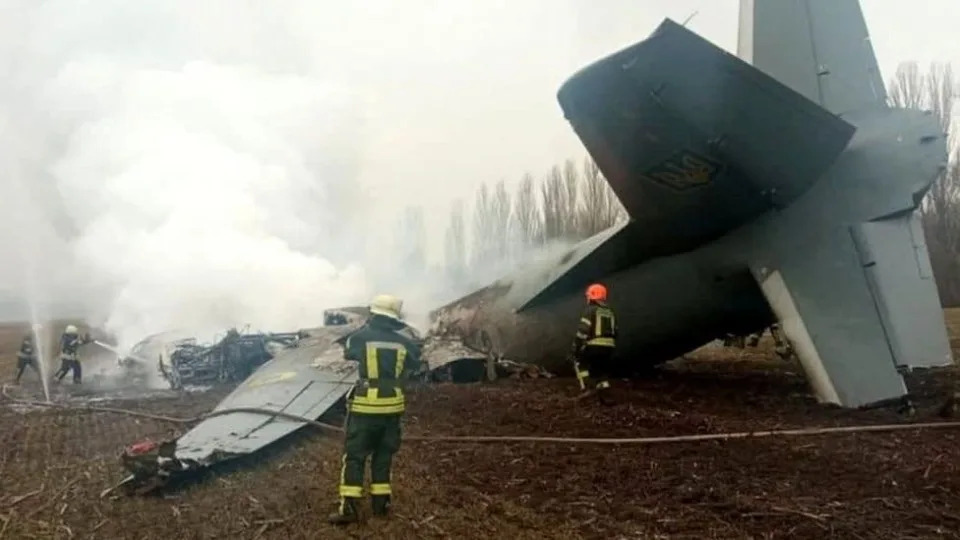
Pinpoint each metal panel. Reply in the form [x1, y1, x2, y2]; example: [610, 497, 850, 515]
[558, 18, 856, 221]
[739, 0, 887, 115]
[174, 326, 358, 464]
[750, 231, 907, 407]
[852, 214, 952, 369]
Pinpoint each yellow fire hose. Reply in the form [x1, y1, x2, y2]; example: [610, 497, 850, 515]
[5, 385, 960, 445]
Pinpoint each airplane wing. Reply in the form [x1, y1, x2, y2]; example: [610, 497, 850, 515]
[174, 325, 359, 465]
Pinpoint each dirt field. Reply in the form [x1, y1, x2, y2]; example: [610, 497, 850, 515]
[3, 318, 960, 539]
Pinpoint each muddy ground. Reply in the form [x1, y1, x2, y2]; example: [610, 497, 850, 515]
[2, 321, 960, 539]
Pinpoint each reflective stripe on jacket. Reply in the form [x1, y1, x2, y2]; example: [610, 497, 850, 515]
[575, 302, 617, 349]
[344, 316, 423, 415]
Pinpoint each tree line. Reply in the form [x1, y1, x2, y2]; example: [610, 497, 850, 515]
[441, 157, 627, 291]
[889, 62, 960, 305]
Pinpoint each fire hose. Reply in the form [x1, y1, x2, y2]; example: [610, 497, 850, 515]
[5, 385, 960, 445]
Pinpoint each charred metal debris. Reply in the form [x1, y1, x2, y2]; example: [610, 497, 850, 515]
[113, 313, 551, 495]
[158, 329, 304, 389]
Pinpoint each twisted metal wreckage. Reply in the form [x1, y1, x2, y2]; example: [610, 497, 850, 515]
[115, 308, 551, 494]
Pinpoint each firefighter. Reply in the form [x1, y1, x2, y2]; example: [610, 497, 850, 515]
[328, 294, 423, 525]
[53, 325, 90, 384]
[572, 283, 617, 405]
[14, 334, 38, 384]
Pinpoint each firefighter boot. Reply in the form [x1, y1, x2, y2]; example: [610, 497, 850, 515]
[372, 495, 391, 517]
[328, 497, 360, 525]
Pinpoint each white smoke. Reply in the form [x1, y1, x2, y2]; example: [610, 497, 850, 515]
[0, 1, 376, 351]
[0, 0, 608, 351]
[47, 61, 372, 348]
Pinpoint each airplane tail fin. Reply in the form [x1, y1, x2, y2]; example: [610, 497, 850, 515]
[737, 0, 887, 116]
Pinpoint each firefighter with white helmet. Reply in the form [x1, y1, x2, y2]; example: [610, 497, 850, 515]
[53, 324, 91, 384]
[329, 294, 423, 525]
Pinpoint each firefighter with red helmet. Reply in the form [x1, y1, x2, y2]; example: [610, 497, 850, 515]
[572, 283, 617, 404]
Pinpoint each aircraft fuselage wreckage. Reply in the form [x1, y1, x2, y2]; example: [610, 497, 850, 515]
[433, 0, 953, 409]
[114, 0, 953, 494]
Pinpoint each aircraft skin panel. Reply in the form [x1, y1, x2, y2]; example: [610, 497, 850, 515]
[174, 325, 359, 463]
[756, 269, 840, 404]
[558, 18, 855, 231]
[751, 232, 907, 407]
[738, 0, 887, 116]
[851, 214, 952, 369]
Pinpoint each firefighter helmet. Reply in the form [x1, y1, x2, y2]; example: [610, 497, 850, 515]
[585, 283, 608, 302]
[64, 325, 79, 335]
[369, 294, 404, 321]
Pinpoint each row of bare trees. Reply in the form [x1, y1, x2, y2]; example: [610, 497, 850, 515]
[889, 62, 960, 305]
[441, 157, 627, 290]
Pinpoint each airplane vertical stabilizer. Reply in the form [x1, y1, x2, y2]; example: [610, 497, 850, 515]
[737, 0, 887, 115]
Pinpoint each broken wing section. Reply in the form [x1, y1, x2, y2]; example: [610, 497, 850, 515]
[558, 18, 855, 228]
[738, 0, 887, 116]
[174, 326, 358, 464]
[753, 231, 906, 407]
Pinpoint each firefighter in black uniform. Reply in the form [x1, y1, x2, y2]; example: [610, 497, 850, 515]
[329, 294, 423, 525]
[53, 325, 90, 384]
[572, 283, 617, 405]
[14, 334, 38, 384]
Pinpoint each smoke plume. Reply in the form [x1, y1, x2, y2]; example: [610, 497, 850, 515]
[0, 1, 376, 350]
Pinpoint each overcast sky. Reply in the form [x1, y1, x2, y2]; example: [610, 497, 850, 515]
[341, 0, 960, 258]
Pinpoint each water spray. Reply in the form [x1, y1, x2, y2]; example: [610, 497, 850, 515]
[90, 340, 154, 365]
[29, 322, 51, 403]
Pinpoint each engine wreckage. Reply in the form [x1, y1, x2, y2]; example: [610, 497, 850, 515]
[115, 309, 550, 494]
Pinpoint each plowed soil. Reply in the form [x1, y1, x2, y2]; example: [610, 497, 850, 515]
[3, 319, 960, 539]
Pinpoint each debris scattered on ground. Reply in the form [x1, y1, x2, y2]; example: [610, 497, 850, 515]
[4, 320, 960, 538]
[160, 329, 302, 389]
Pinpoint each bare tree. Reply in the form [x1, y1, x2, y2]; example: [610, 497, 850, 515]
[395, 205, 426, 278]
[444, 199, 467, 285]
[471, 182, 496, 267]
[889, 61, 960, 305]
[579, 157, 627, 236]
[888, 62, 925, 110]
[540, 165, 565, 242]
[491, 180, 512, 260]
[513, 173, 542, 246]
[561, 159, 580, 238]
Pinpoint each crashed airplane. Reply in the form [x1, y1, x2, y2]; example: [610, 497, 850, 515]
[432, 0, 954, 408]
[113, 0, 953, 493]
